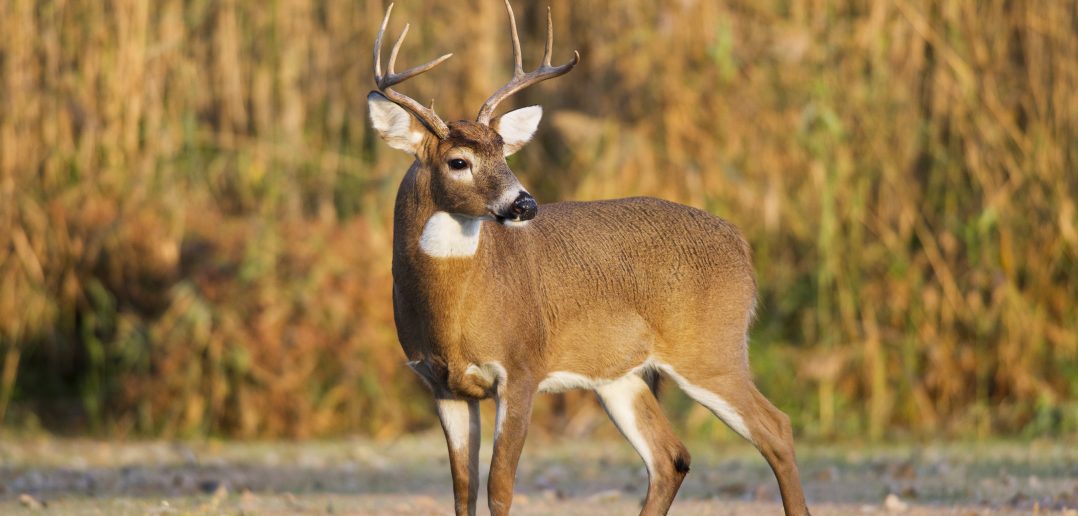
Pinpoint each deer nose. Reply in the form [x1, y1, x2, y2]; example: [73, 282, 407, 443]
[509, 192, 538, 221]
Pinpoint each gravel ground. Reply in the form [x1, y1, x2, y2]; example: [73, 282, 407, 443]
[1, 434, 1076, 514]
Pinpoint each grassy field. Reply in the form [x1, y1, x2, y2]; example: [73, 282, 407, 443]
[2, 434, 1076, 514]
[1, 0, 1076, 442]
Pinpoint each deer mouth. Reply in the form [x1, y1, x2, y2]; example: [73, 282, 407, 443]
[489, 212, 527, 226]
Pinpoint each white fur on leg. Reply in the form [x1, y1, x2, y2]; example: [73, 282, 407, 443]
[657, 364, 753, 441]
[595, 374, 655, 476]
[462, 361, 509, 442]
[493, 393, 508, 444]
[436, 399, 473, 451]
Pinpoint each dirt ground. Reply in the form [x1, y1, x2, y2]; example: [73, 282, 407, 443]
[1, 433, 1075, 515]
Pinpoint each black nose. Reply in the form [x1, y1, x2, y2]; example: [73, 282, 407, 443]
[509, 192, 538, 221]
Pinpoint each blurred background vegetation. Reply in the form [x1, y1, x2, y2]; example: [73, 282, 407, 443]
[0, 0, 1075, 442]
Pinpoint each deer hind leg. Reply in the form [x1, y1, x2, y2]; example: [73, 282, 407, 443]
[595, 374, 691, 516]
[661, 366, 810, 516]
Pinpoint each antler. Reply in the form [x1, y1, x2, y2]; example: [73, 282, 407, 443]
[373, 3, 453, 138]
[475, 1, 579, 125]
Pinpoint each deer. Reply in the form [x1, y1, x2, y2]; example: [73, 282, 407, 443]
[366, 2, 811, 515]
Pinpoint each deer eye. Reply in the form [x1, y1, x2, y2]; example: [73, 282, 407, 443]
[447, 158, 469, 170]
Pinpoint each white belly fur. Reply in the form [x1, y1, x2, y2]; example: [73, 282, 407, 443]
[534, 360, 753, 441]
[537, 359, 656, 393]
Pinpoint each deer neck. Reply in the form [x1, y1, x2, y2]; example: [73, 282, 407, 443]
[392, 161, 500, 371]
[393, 161, 490, 266]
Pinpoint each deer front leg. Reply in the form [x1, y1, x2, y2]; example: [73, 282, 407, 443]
[435, 398, 481, 516]
[487, 375, 536, 516]
[409, 360, 483, 516]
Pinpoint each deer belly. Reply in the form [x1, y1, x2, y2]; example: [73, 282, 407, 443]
[537, 359, 656, 394]
[538, 310, 659, 393]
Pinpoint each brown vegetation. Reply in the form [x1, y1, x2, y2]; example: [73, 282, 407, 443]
[0, 0, 1075, 439]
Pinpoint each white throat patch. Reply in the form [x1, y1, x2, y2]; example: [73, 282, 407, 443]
[419, 211, 483, 258]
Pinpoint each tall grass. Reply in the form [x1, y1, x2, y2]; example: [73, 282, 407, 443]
[1, 0, 1075, 439]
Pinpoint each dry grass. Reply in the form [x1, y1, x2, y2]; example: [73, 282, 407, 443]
[0, 0, 1075, 439]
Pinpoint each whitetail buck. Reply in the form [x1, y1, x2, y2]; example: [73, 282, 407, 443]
[367, 2, 810, 515]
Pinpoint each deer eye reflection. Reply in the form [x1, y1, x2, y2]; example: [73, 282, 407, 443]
[447, 158, 469, 170]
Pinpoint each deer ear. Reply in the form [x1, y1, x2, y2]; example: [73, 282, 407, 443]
[492, 105, 542, 157]
[368, 91, 430, 154]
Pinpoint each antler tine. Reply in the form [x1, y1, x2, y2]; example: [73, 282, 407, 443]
[543, 7, 553, 67]
[372, 3, 452, 138]
[373, 3, 392, 81]
[505, 0, 524, 77]
[476, 1, 579, 125]
[387, 23, 409, 77]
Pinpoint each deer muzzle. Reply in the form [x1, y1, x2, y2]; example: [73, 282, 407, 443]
[507, 192, 538, 221]
[489, 188, 537, 224]
[495, 190, 534, 220]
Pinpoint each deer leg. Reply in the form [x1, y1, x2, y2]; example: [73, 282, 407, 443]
[435, 398, 481, 516]
[595, 374, 691, 516]
[487, 376, 536, 516]
[664, 367, 810, 516]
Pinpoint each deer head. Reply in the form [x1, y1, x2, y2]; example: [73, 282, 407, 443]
[367, 1, 578, 223]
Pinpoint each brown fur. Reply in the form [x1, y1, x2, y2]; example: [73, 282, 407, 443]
[387, 119, 809, 516]
[370, 8, 805, 513]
